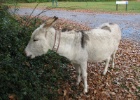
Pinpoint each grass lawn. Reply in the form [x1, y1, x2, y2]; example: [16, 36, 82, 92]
[6, 1, 140, 13]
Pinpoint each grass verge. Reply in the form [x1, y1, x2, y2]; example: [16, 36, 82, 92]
[5, 1, 140, 13]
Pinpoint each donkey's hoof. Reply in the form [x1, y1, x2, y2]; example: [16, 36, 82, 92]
[84, 89, 88, 94]
[83, 87, 88, 94]
[103, 72, 107, 75]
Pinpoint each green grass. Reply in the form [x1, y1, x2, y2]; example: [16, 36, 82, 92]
[5, 1, 140, 13]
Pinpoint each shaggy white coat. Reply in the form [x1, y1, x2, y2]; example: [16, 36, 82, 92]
[25, 17, 121, 93]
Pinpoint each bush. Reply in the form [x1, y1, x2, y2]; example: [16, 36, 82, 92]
[0, 5, 70, 100]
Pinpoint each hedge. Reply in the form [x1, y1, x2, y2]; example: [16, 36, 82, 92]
[0, 5, 70, 100]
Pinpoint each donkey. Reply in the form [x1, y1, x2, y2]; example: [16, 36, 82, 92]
[25, 16, 121, 93]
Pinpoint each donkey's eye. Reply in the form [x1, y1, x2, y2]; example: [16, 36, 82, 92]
[33, 39, 38, 42]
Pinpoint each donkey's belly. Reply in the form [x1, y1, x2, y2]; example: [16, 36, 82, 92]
[88, 54, 110, 62]
[87, 47, 114, 62]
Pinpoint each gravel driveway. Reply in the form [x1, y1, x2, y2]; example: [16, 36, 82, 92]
[11, 8, 140, 43]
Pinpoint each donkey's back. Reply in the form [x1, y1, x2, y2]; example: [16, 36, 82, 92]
[86, 23, 121, 73]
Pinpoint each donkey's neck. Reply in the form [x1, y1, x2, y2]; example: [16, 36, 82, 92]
[52, 29, 83, 61]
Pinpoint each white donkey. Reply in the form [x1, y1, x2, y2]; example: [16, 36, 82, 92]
[25, 16, 121, 93]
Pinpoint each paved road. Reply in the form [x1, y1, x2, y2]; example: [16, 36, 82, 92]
[10, 8, 140, 43]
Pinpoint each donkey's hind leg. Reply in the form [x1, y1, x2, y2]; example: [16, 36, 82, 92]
[103, 57, 111, 75]
[112, 51, 116, 68]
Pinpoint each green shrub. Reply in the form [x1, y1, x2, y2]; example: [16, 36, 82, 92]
[0, 5, 70, 100]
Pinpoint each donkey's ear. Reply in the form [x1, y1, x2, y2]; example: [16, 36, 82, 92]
[43, 16, 58, 28]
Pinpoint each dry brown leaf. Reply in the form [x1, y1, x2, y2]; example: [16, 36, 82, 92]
[63, 90, 67, 96]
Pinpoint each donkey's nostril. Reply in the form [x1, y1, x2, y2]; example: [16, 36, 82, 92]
[29, 55, 32, 58]
[24, 50, 35, 59]
[24, 50, 31, 58]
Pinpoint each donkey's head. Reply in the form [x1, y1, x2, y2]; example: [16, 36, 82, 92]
[25, 16, 58, 58]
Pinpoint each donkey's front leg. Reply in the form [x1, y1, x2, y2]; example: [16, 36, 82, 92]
[74, 64, 81, 85]
[80, 62, 88, 93]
